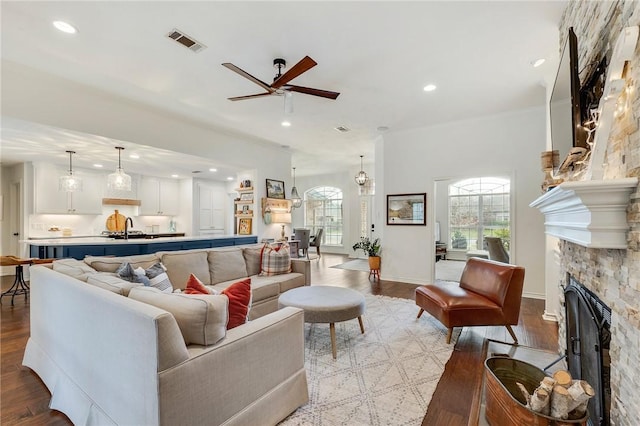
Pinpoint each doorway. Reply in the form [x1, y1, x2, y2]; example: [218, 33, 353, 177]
[433, 175, 512, 282]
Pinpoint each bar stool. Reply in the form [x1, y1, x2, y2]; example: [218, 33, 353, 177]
[0, 256, 53, 306]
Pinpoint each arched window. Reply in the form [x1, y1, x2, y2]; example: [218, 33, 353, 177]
[304, 186, 343, 246]
[448, 177, 510, 251]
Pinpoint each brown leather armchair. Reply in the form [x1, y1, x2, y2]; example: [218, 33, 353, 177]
[415, 257, 525, 344]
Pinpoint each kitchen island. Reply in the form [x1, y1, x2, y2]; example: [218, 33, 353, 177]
[28, 235, 258, 260]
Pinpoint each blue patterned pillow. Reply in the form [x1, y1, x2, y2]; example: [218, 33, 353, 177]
[116, 262, 149, 285]
[143, 262, 173, 293]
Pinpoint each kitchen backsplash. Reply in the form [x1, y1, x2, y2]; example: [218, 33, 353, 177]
[29, 206, 176, 238]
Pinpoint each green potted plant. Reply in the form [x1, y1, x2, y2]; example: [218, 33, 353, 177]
[352, 237, 381, 270]
[451, 230, 467, 249]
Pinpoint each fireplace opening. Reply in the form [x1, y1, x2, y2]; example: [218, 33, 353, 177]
[564, 275, 611, 426]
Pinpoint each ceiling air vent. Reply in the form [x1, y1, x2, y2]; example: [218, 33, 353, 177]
[166, 29, 206, 53]
[334, 126, 351, 133]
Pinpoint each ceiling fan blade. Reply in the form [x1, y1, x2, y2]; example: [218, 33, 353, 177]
[222, 63, 274, 92]
[272, 56, 317, 89]
[287, 85, 340, 100]
[228, 92, 274, 101]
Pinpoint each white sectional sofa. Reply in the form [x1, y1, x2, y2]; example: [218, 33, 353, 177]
[22, 244, 310, 425]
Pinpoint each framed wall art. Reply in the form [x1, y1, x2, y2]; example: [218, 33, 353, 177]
[266, 179, 285, 199]
[387, 193, 426, 225]
[238, 218, 252, 235]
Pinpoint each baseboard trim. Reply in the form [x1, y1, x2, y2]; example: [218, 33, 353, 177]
[522, 291, 545, 300]
[542, 311, 559, 322]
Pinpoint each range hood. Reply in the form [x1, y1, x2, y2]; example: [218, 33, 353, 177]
[529, 178, 638, 249]
[102, 198, 141, 206]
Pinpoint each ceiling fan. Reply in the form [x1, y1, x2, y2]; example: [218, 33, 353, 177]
[222, 56, 340, 101]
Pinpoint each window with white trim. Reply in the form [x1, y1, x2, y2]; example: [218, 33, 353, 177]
[304, 186, 343, 246]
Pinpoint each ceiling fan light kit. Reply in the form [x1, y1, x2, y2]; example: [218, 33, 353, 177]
[59, 150, 82, 192]
[107, 146, 132, 191]
[222, 56, 340, 103]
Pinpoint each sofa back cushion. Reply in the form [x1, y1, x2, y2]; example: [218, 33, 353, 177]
[53, 258, 98, 282]
[208, 249, 248, 284]
[84, 254, 158, 273]
[157, 250, 211, 290]
[243, 247, 262, 276]
[129, 286, 228, 346]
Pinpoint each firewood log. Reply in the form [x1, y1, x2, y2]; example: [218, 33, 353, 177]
[550, 385, 572, 419]
[516, 382, 531, 406]
[567, 380, 595, 417]
[552, 370, 572, 388]
[539, 376, 556, 393]
[530, 388, 550, 415]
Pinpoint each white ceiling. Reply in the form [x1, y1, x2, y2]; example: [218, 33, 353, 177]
[0, 1, 565, 177]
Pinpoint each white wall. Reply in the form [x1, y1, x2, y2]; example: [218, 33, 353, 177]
[379, 106, 547, 298]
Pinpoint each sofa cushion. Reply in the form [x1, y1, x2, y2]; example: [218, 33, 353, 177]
[256, 272, 306, 294]
[84, 254, 158, 273]
[185, 273, 212, 295]
[128, 286, 228, 346]
[157, 250, 211, 289]
[208, 249, 248, 284]
[52, 258, 98, 282]
[221, 278, 252, 329]
[212, 276, 280, 304]
[260, 243, 292, 276]
[86, 273, 142, 296]
[243, 247, 262, 276]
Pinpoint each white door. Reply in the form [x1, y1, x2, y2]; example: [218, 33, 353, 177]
[9, 181, 22, 256]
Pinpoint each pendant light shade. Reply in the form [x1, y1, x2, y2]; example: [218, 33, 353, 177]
[107, 146, 132, 191]
[59, 150, 82, 192]
[291, 167, 302, 208]
[355, 155, 369, 186]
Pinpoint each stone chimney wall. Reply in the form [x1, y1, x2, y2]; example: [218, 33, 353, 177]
[558, 1, 640, 425]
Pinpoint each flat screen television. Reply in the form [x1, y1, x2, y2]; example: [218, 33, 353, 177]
[550, 27, 587, 167]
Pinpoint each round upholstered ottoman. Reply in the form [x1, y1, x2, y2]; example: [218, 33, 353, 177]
[278, 286, 366, 359]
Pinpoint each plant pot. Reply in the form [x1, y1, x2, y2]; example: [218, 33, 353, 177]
[452, 238, 467, 249]
[368, 256, 381, 270]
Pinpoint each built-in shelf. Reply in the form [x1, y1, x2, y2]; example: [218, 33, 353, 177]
[529, 178, 638, 249]
[102, 198, 141, 206]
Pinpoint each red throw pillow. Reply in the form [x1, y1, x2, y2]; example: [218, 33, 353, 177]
[184, 274, 211, 295]
[222, 278, 252, 329]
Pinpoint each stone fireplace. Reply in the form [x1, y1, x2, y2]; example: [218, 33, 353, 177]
[530, 2, 640, 424]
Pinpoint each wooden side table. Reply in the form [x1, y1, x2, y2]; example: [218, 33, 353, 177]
[0, 256, 53, 306]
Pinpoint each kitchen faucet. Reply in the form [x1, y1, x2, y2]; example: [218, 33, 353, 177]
[124, 217, 133, 240]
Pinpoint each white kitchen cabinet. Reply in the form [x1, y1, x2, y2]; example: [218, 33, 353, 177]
[34, 163, 103, 214]
[139, 177, 179, 216]
[197, 183, 226, 233]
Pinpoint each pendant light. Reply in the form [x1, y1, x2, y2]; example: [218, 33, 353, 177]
[355, 155, 369, 186]
[59, 150, 82, 192]
[107, 146, 132, 191]
[291, 167, 302, 208]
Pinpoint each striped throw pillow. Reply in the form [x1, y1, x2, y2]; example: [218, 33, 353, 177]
[260, 243, 292, 276]
[144, 263, 173, 293]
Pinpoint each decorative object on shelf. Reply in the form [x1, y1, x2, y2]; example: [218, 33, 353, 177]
[540, 150, 563, 192]
[243, 179, 252, 188]
[263, 206, 272, 225]
[354, 155, 369, 186]
[387, 193, 426, 225]
[352, 236, 381, 280]
[239, 193, 253, 201]
[59, 150, 82, 192]
[290, 167, 302, 208]
[238, 218, 252, 235]
[261, 198, 292, 224]
[107, 146, 132, 191]
[266, 178, 285, 199]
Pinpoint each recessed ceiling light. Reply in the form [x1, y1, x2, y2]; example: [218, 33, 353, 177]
[423, 84, 437, 92]
[53, 21, 77, 34]
[93, 164, 103, 168]
[281, 121, 291, 127]
[209, 168, 217, 172]
[171, 174, 179, 178]
[226, 177, 234, 181]
[532, 58, 546, 68]
[129, 154, 140, 159]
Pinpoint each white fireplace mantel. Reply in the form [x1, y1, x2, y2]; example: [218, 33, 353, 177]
[530, 178, 638, 249]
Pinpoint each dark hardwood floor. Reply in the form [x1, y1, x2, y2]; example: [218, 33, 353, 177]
[1, 253, 558, 425]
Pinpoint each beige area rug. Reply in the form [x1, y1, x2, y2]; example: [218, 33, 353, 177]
[280, 294, 457, 426]
[330, 259, 370, 272]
